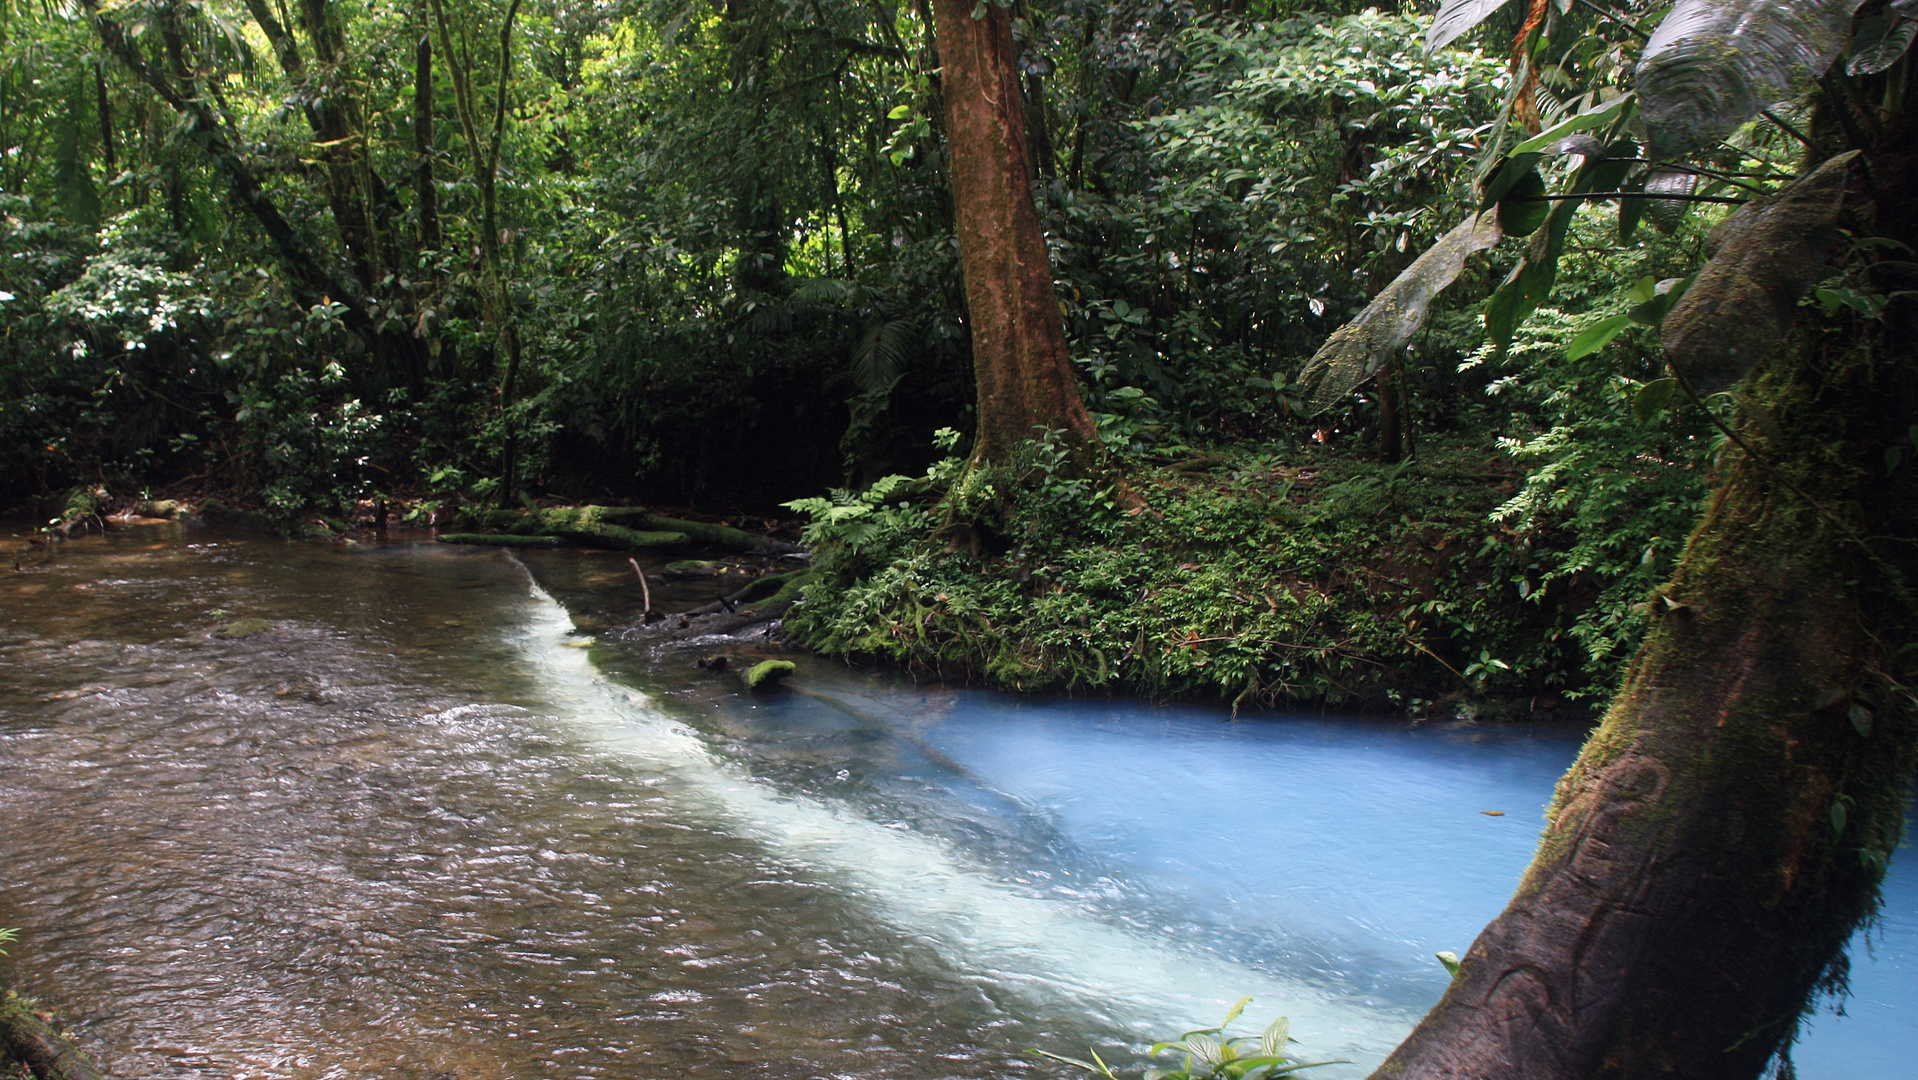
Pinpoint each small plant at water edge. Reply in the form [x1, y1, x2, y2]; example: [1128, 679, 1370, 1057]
[1031, 998, 1342, 1080]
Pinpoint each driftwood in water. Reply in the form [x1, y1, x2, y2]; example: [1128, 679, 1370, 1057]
[676, 569, 816, 618]
[0, 995, 107, 1080]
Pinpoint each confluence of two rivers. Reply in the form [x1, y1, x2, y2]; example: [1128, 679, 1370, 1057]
[0, 526, 1908, 1078]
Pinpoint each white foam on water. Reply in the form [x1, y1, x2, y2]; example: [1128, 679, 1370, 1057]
[510, 579, 1415, 1073]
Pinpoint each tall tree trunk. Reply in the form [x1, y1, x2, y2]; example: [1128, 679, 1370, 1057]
[1371, 153, 1918, 1080]
[929, 0, 1099, 464]
[1375, 360, 1401, 464]
[94, 61, 114, 176]
[430, 0, 523, 499]
[414, 24, 440, 253]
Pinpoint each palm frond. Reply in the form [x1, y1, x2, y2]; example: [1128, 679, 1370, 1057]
[851, 318, 915, 392]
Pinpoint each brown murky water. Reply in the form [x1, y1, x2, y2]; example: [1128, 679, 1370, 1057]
[0, 525, 1035, 1078]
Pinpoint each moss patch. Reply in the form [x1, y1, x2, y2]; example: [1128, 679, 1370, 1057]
[746, 660, 796, 690]
[214, 618, 274, 639]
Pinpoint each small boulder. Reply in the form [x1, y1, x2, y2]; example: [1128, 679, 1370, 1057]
[746, 659, 795, 691]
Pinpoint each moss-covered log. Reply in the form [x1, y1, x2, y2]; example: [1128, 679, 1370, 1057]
[525, 507, 688, 551]
[1372, 159, 1918, 1077]
[435, 533, 566, 547]
[677, 569, 816, 617]
[473, 506, 797, 554]
[0, 994, 106, 1080]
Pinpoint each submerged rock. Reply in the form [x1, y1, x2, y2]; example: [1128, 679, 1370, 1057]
[214, 618, 274, 639]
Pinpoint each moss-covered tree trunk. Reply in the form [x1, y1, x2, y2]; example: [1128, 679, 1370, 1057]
[929, 0, 1100, 464]
[1372, 177, 1918, 1076]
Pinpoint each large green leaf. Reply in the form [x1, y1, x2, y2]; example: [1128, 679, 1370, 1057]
[1426, 0, 1521, 51]
[1848, 14, 1918, 75]
[1663, 152, 1858, 391]
[1298, 211, 1504, 414]
[1637, 0, 1868, 161]
[1496, 169, 1550, 237]
[1484, 149, 1636, 352]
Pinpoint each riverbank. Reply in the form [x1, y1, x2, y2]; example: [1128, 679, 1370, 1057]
[8, 427, 1695, 721]
[782, 435, 1700, 719]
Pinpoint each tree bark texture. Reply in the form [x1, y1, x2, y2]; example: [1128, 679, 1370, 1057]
[1372, 155, 1918, 1079]
[930, 0, 1099, 463]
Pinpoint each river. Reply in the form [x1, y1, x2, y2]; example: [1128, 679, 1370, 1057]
[0, 524, 1909, 1078]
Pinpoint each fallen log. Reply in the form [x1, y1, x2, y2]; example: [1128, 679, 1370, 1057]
[1, 994, 107, 1080]
[486, 506, 800, 555]
[435, 533, 565, 547]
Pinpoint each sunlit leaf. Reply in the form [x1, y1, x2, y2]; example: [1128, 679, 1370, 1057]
[1259, 1017, 1290, 1059]
[1508, 92, 1635, 156]
[1184, 1033, 1225, 1067]
[1566, 314, 1633, 360]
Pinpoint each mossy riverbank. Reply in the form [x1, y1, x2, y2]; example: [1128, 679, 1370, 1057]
[784, 436, 1698, 719]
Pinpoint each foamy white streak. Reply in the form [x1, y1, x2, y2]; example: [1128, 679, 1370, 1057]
[510, 578, 1412, 1074]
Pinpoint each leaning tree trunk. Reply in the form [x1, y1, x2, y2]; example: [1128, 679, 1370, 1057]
[929, 0, 1101, 464]
[1372, 167, 1918, 1078]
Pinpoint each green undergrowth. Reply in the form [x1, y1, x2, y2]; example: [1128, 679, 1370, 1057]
[785, 427, 1706, 716]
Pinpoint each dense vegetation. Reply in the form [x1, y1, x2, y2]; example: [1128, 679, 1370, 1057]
[1, 0, 1740, 708]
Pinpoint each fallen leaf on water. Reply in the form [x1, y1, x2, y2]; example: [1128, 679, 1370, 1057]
[1481, 811, 1505, 817]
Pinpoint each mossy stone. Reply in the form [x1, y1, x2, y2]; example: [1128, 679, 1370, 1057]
[215, 618, 274, 639]
[746, 659, 796, 690]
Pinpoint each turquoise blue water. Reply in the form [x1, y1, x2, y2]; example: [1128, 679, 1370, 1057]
[661, 654, 1915, 1079]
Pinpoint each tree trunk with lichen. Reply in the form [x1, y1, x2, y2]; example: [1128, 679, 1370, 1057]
[1371, 151, 1918, 1079]
[930, 0, 1100, 464]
